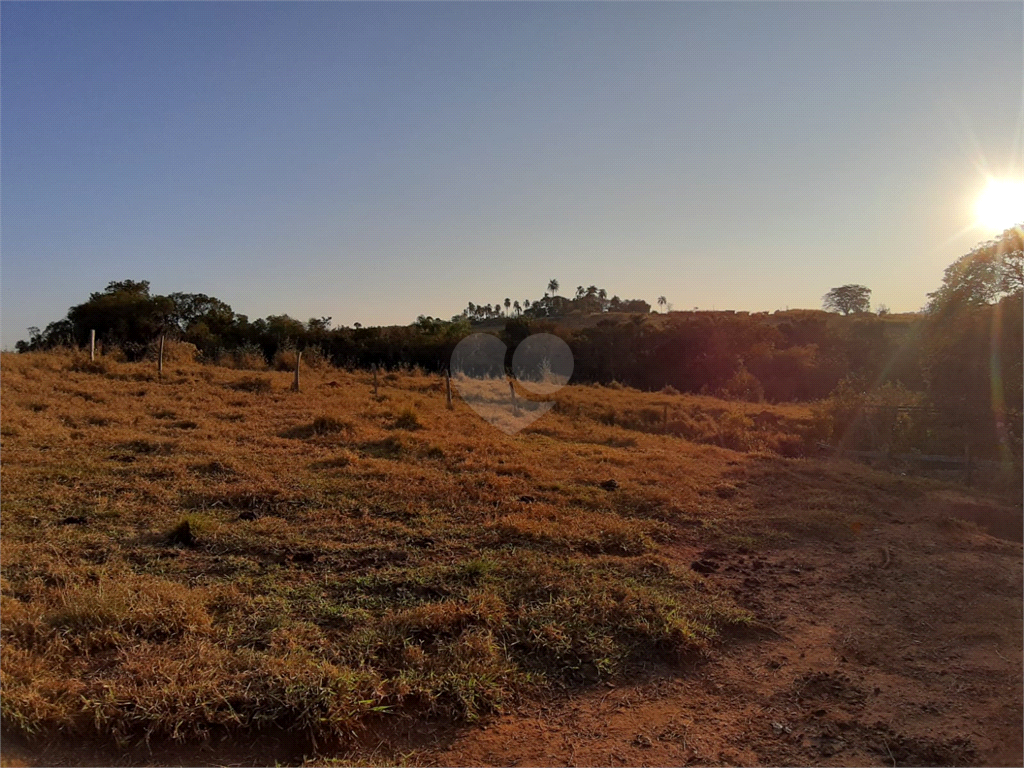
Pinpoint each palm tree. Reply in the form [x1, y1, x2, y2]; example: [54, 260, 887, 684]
[547, 279, 559, 298]
[523, 298, 531, 310]
[504, 298, 511, 316]
[657, 296, 667, 312]
[575, 285, 586, 300]
[513, 300, 521, 316]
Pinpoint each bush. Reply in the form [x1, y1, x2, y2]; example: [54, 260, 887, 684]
[274, 346, 330, 372]
[812, 378, 922, 450]
[146, 339, 199, 364]
[273, 347, 300, 372]
[311, 416, 351, 436]
[394, 408, 422, 430]
[716, 366, 764, 403]
[718, 409, 756, 451]
[215, 344, 267, 371]
[67, 355, 110, 374]
[227, 376, 272, 394]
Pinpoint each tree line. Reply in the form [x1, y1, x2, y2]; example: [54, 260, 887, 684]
[458, 280, 653, 322]
[15, 228, 1022, 432]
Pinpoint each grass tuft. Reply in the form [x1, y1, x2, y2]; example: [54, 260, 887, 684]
[393, 408, 422, 431]
[227, 375, 272, 394]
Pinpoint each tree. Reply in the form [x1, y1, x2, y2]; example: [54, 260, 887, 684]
[926, 227, 1023, 314]
[823, 285, 871, 315]
[547, 279, 559, 298]
[504, 298, 511, 316]
[66, 279, 174, 357]
[921, 229, 1024, 441]
[657, 296, 667, 312]
[513, 300, 521, 316]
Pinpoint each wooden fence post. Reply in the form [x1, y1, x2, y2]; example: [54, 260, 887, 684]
[292, 351, 301, 392]
[90, 329, 96, 361]
[158, 335, 165, 379]
[445, 369, 453, 410]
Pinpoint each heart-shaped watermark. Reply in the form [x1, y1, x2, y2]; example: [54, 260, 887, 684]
[450, 333, 573, 434]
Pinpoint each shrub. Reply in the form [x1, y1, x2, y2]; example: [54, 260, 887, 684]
[273, 347, 300, 372]
[311, 416, 351, 435]
[67, 355, 110, 374]
[716, 365, 764, 403]
[167, 515, 208, 547]
[225, 344, 269, 371]
[146, 339, 199, 364]
[227, 376, 272, 394]
[394, 408, 422, 430]
[718, 409, 756, 451]
[274, 346, 331, 372]
[301, 346, 330, 369]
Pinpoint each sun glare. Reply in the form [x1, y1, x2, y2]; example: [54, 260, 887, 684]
[974, 177, 1024, 231]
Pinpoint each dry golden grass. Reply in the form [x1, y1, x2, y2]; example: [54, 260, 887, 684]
[0, 349, 933, 750]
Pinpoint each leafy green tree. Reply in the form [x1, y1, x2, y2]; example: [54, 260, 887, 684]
[823, 284, 871, 315]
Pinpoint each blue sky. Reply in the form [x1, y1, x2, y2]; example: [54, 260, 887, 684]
[2, 1, 1021, 348]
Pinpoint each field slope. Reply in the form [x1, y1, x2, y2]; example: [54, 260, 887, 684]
[1, 350, 1020, 766]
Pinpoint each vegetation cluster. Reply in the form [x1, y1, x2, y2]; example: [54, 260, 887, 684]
[14, 228, 1023, 463]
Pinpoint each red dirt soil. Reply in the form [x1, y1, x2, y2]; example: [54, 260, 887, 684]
[3, 488, 1021, 767]
[399, 492, 1023, 768]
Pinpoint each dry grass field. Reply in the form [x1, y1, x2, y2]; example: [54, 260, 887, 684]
[1, 348, 1020, 766]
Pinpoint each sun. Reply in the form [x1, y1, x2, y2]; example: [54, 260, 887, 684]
[974, 177, 1024, 232]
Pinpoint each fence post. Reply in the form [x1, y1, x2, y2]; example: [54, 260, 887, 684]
[90, 330, 96, 361]
[509, 380, 519, 416]
[445, 369, 453, 410]
[158, 335, 165, 379]
[292, 351, 301, 392]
